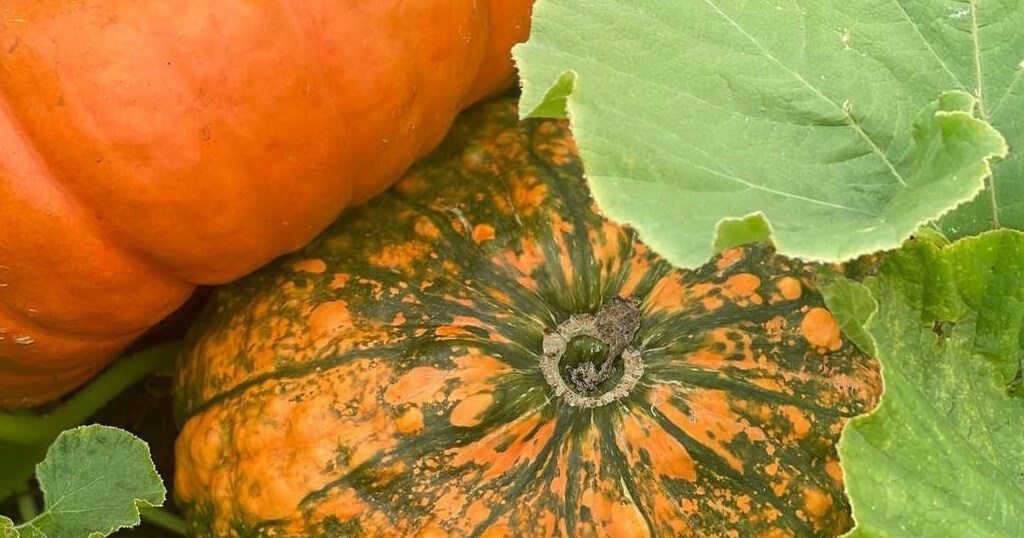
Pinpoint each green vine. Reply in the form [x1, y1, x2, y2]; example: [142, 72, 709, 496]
[140, 507, 188, 536]
[0, 342, 180, 445]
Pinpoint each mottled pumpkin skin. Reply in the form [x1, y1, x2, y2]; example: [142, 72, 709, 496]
[175, 100, 881, 537]
[0, 0, 533, 405]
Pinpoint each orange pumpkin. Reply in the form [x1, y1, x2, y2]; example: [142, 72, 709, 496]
[174, 99, 881, 537]
[0, 0, 534, 406]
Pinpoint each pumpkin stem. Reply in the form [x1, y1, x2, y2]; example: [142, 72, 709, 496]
[539, 297, 644, 407]
[0, 342, 180, 445]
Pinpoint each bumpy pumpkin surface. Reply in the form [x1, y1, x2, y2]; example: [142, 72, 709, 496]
[175, 99, 882, 537]
[0, 0, 533, 405]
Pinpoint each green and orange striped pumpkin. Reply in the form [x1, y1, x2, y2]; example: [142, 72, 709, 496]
[174, 99, 882, 537]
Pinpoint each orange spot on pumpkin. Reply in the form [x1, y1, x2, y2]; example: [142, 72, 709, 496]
[450, 393, 493, 427]
[415, 218, 442, 239]
[716, 247, 745, 271]
[801, 307, 842, 350]
[478, 524, 514, 538]
[307, 487, 367, 524]
[723, 273, 762, 305]
[758, 530, 795, 538]
[329, 273, 351, 289]
[651, 386, 745, 472]
[448, 415, 554, 480]
[395, 407, 424, 435]
[487, 288, 512, 304]
[779, 405, 812, 439]
[735, 495, 752, 513]
[681, 350, 727, 369]
[702, 294, 725, 310]
[620, 242, 652, 297]
[290, 258, 326, 274]
[443, 294, 475, 308]
[369, 241, 431, 270]
[646, 275, 691, 314]
[825, 459, 844, 484]
[385, 367, 449, 406]
[472, 224, 496, 243]
[802, 486, 832, 518]
[750, 377, 786, 393]
[463, 499, 492, 529]
[620, 412, 696, 481]
[384, 351, 510, 408]
[435, 325, 472, 338]
[775, 276, 802, 301]
[308, 300, 352, 341]
[549, 213, 577, 281]
[606, 501, 652, 538]
[765, 315, 787, 342]
[510, 176, 548, 214]
[496, 238, 545, 290]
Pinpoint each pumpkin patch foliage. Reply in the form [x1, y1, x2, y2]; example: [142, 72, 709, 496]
[829, 233, 1024, 537]
[174, 100, 881, 537]
[5, 3, 1024, 535]
[516, 2, 1024, 534]
[515, 0, 1018, 268]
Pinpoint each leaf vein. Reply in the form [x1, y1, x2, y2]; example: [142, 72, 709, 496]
[700, 0, 910, 187]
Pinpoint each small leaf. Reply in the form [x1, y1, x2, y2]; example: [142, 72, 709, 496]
[515, 0, 1014, 268]
[1, 516, 15, 538]
[818, 272, 877, 357]
[840, 230, 1024, 536]
[6, 425, 165, 538]
[909, 225, 951, 247]
[712, 212, 772, 253]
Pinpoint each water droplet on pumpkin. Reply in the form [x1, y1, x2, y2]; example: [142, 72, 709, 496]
[14, 335, 34, 345]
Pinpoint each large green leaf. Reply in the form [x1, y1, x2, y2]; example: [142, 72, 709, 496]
[831, 231, 1024, 537]
[2, 425, 165, 538]
[515, 0, 1017, 268]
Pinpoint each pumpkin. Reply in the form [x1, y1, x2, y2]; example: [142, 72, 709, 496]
[0, 0, 534, 406]
[174, 99, 882, 537]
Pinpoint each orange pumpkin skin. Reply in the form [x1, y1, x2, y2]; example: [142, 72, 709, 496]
[0, 0, 534, 406]
[174, 99, 882, 537]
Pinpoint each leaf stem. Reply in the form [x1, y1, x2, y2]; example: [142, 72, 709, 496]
[140, 507, 188, 536]
[0, 342, 181, 445]
[15, 491, 37, 523]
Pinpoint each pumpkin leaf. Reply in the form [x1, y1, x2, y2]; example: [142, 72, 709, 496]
[514, 0, 1015, 268]
[818, 270, 877, 357]
[1, 517, 15, 538]
[837, 231, 1024, 537]
[3, 425, 165, 538]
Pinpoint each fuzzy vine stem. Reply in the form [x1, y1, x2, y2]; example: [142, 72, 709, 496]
[0, 342, 181, 445]
[15, 490, 37, 523]
[140, 507, 188, 535]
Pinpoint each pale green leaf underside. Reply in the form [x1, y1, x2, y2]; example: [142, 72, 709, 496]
[7, 425, 164, 538]
[818, 271, 878, 357]
[515, 0, 1017, 268]
[835, 231, 1024, 537]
